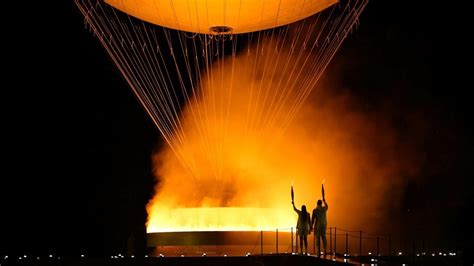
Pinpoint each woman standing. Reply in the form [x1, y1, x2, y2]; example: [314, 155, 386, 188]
[292, 202, 311, 255]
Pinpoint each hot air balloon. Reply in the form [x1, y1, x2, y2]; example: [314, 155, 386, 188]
[76, 0, 366, 178]
[75, 0, 367, 234]
[103, 0, 338, 34]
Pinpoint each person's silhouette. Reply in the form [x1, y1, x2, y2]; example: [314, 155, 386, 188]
[312, 199, 328, 257]
[292, 202, 311, 255]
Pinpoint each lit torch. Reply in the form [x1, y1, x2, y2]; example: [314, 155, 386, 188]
[291, 180, 294, 204]
[322, 179, 326, 201]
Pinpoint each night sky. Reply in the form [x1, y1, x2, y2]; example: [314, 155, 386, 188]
[1, 0, 471, 259]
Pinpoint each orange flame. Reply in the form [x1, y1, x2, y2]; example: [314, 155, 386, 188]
[147, 207, 293, 232]
[146, 39, 418, 233]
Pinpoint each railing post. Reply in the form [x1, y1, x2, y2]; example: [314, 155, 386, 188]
[359, 230, 362, 256]
[412, 241, 416, 264]
[345, 233, 348, 256]
[260, 230, 263, 255]
[334, 227, 337, 257]
[422, 238, 425, 263]
[291, 227, 294, 254]
[329, 227, 332, 255]
[422, 238, 425, 255]
[376, 237, 379, 256]
[388, 234, 391, 257]
[276, 229, 278, 254]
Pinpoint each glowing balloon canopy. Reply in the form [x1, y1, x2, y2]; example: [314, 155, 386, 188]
[76, 0, 367, 180]
[105, 0, 338, 34]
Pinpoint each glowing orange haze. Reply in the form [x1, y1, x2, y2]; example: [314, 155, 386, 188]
[146, 40, 418, 233]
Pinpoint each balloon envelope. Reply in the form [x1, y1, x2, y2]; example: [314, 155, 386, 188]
[105, 0, 338, 34]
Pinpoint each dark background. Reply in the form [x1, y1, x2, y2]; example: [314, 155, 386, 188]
[1, 0, 471, 259]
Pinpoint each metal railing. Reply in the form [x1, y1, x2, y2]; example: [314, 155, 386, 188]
[257, 226, 392, 259]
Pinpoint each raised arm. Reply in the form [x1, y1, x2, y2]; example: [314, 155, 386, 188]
[323, 199, 328, 210]
[292, 202, 299, 213]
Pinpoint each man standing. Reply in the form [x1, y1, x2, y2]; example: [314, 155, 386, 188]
[312, 198, 328, 257]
